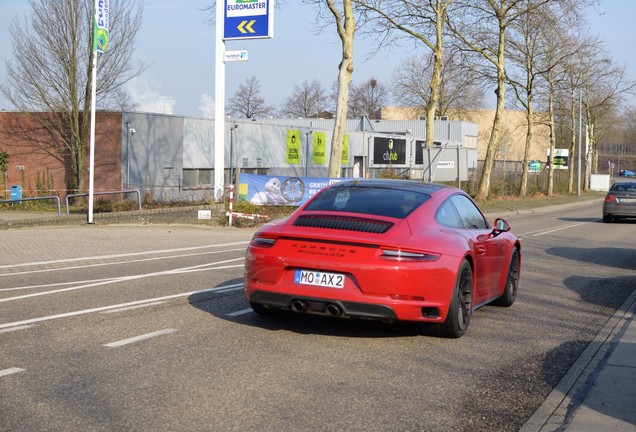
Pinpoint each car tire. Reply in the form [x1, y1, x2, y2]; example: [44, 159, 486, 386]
[492, 248, 520, 307]
[603, 215, 612, 223]
[433, 259, 473, 338]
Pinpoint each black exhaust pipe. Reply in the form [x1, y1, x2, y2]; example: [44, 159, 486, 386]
[325, 303, 342, 317]
[291, 300, 308, 313]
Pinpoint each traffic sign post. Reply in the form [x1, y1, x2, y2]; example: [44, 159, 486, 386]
[214, 0, 275, 201]
[224, 0, 274, 40]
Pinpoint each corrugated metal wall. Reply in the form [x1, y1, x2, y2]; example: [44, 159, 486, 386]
[121, 112, 479, 200]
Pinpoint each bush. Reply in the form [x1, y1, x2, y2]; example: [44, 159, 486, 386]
[94, 198, 113, 213]
[222, 200, 296, 227]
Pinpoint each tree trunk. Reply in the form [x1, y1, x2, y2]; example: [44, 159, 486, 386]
[519, 98, 533, 197]
[547, 85, 556, 196]
[327, 0, 355, 178]
[423, 6, 445, 164]
[475, 25, 506, 201]
[567, 89, 576, 194]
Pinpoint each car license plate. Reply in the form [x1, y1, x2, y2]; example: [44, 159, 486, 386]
[294, 270, 345, 289]
[619, 198, 636, 203]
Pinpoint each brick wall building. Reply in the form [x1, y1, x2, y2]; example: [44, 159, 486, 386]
[0, 111, 121, 199]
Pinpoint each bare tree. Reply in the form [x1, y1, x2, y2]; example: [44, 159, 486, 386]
[348, 78, 389, 118]
[392, 49, 485, 117]
[507, 5, 545, 196]
[354, 0, 452, 159]
[325, 0, 356, 178]
[227, 76, 274, 118]
[583, 60, 633, 177]
[0, 0, 147, 193]
[620, 107, 636, 159]
[557, 38, 589, 194]
[507, 3, 561, 196]
[508, 1, 592, 196]
[554, 37, 635, 192]
[448, 0, 557, 200]
[280, 79, 329, 118]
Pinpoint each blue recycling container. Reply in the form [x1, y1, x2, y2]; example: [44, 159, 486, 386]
[10, 185, 22, 201]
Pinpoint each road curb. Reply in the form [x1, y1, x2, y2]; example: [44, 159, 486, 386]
[520, 287, 636, 431]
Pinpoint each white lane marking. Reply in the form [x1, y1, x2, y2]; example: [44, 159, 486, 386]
[101, 301, 165, 314]
[1, 277, 118, 293]
[227, 308, 253, 317]
[214, 286, 244, 294]
[104, 329, 177, 348]
[1, 262, 244, 293]
[0, 247, 248, 278]
[0, 241, 249, 271]
[0, 325, 34, 333]
[0, 283, 244, 330]
[0, 368, 25, 377]
[0, 260, 244, 303]
[518, 221, 591, 237]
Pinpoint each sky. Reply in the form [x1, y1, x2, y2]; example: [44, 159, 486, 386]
[0, 0, 635, 118]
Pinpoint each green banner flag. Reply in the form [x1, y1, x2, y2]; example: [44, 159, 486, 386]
[341, 134, 349, 165]
[93, 0, 110, 53]
[286, 130, 301, 164]
[313, 132, 327, 165]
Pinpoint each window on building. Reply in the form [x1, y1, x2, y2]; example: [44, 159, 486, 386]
[182, 169, 212, 187]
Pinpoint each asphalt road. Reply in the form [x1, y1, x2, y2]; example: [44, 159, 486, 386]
[1, 200, 634, 431]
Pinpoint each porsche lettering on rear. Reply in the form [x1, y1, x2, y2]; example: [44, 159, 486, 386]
[292, 242, 355, 258]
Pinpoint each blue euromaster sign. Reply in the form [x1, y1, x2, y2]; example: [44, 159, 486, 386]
[224, 0, 274, 40]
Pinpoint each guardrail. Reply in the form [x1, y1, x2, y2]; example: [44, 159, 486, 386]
[0, 196, 62, 216]
[65, 190, 142, 216]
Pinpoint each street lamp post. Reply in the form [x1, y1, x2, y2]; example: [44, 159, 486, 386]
[126, 122, 136, 189]
[577, 90, 582, 196]
[230, 124, 238, 184]
[305, 130, 312, 177]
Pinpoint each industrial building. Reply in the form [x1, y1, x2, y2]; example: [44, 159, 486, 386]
[0, 111, 481, 202]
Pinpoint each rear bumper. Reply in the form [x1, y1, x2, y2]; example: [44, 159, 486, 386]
[603, 204, 636, 217]
[246, 289, 445, 323]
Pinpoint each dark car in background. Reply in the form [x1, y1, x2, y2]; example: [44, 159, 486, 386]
[603, 182, 636, 223]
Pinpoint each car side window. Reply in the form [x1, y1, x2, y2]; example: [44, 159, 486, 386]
[450, 194, 488, 229]
[435, 199, 464, 228]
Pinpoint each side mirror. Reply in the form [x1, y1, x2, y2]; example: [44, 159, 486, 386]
[477, 218, 511, 241]
[494, 218, 511, 233]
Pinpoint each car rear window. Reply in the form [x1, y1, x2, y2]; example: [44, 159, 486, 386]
[611, 183, 636, 192]
[304, 186, 430, 219]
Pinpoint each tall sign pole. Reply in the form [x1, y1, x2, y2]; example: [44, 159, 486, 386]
[214, 1, 225, 202]
[577, 90, 582, 197]
[88, 0, 110, 223]
[214, 0, 274, 202]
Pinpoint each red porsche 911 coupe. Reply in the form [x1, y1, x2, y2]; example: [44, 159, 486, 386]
[244, 179, 521, 338]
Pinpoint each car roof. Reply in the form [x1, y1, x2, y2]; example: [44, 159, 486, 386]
[330, 179, 452, 195]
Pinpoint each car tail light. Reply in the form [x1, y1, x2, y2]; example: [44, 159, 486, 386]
[390, 294, 426, 301]
[250, 236, 277, 247]
[604, 194, 618, 204]
[381, 249, 439, 261]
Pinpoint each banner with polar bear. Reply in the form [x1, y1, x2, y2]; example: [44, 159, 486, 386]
[238, 174, 345, 206]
